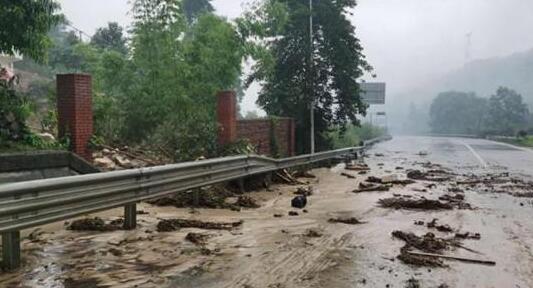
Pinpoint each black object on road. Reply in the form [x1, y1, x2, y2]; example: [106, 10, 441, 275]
[291, 195, 307, 209]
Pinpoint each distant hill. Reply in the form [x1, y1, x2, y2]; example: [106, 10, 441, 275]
[438, 48, 533, 102]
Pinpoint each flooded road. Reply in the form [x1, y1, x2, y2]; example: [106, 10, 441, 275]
[1, 136, 533, 287]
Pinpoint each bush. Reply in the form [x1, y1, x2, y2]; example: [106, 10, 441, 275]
[0, 80, 31, 141]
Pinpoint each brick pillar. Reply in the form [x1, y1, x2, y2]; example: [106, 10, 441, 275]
[216, 91, 237, 145]
[57, 74, 93, 160]
[289, 118, 296, 156]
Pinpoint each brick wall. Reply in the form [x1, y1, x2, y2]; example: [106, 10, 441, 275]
[236, 118, 295, 157]
[56, 74, 93, 160]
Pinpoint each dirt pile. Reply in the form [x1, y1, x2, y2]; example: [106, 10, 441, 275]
[378, 197, 453, 210]
[67, 217, 123, 232]
[157, 219, 243, 232]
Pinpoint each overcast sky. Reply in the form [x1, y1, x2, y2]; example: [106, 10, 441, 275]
[57, 0, 533, 113]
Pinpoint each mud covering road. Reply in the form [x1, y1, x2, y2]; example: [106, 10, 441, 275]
[1, 136, 533, 288]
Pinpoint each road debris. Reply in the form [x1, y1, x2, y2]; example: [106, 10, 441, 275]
[406, 251, 495, 266]
[407, 170, 450, 182]
[340, 172, 356, 179]
[185, 232, 211, 245]
[427, 218, 453, 232]
[455, 232, 481, 240]
[379, 197, 453, 210]
[157, 219, 243, 232]
[345, 163, 370, 171]
[67, 217, 123, 232]
[305, 229, 323, 238]
[405, 277, 421, 288]
[354, 182, 391, 193]
[328, 217, 365, 225]
[235, 196, 260, 208]
[294, 186, 313, 196]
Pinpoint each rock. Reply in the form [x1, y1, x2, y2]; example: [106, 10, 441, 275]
[36, 132, 56, 142]
[112, 155, 133, 169]
[288, 211, 299, 216]
[291, 195, 307, 209]
[94, 157, 116, 170]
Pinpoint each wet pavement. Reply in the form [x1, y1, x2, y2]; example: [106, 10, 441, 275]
[1, 136, 533, 288]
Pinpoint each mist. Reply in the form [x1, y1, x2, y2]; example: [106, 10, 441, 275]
[57, 0, 533, 130]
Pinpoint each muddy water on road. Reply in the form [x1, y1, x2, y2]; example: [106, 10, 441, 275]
[1, 138, 533, 287]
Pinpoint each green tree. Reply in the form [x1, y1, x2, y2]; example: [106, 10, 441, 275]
[429, 91, 487, 135]
[182, 0, 214, 24]
[0, 0, 62, 62]
[240, 0, 373, 154]
[90, 22, 128, 55]
[484, 87, 529, 135]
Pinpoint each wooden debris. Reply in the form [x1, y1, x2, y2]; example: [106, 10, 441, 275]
[406, 251, 495, 266]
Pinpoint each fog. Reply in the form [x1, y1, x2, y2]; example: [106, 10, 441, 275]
[58, 0, 533, 128]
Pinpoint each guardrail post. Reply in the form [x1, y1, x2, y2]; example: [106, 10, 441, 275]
[264, 172, 273, 188]
[2, 231, 21, 270]
[193, 188, 200, 207]
[123, 204, 137, 230]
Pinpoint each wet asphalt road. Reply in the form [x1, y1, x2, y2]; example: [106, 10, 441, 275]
[379, 136, 533, 176]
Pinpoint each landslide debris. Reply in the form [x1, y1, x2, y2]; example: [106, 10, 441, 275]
[234, 196, 260, 208]
[67, 217, 123, 232]
[157, 219, 243, 232]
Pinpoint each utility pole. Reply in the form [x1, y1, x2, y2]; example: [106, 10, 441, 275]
[309, 0, 315, 154]
[465, 32, 472, 64]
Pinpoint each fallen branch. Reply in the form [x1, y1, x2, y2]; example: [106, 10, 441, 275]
[406, 251, 495, 266]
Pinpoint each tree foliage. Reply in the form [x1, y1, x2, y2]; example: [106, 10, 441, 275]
[429, 91, 487, 135]
[0, 0, 62, 62]
[181, 0, 214, 24]
[90, 22, 128, 55]
[429, 87, 529, 136]
[239, 0, 373, 153]
[484, 87, 529, 135]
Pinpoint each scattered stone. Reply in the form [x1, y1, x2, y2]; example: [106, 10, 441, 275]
[291, 195, 307, 209]
[328, 217, 365, 225]
[137, 210, 149, 215]
[375, 153, 385, 157]
[414, 221, 424, 226]
[273, 214, 283, 218]
[378, 197, 453, 210]
[157, 219, 243, 232]
[288, 211, 299, 216]
[93, 157, 117, 170]
[303, 209, 308, 213]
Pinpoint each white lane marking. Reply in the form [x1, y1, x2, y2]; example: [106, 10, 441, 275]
[460, 141, 488, 168]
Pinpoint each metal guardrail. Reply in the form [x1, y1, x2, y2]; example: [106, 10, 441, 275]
[0, 135, 390, 269]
